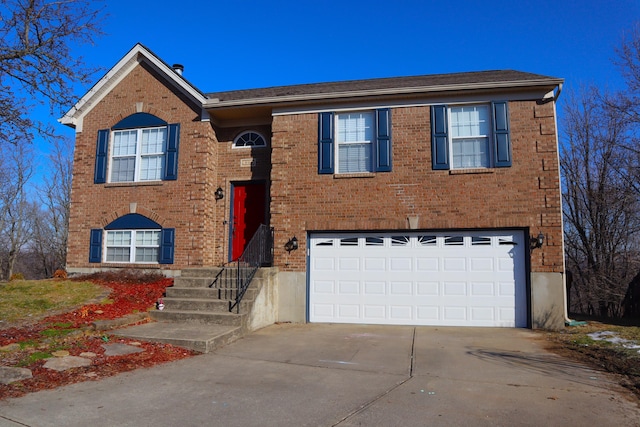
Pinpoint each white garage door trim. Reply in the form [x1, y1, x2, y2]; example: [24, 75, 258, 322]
[308, 230, 527, 327]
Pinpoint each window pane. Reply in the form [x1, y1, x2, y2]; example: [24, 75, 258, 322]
[235, 131, 266, 147]
[142, 128, 166, 154]
[106, 247, 130, 262]
[444, 236, 464, 246]
[337, 112, 373, 143]
[452, 137, 489, 168]
[107, 231, 131, 246]
[113, 131, 137, 155]
[135, 230, 160, 246]
[140, 155, 163, 181]
[338, 143, 371, 173]
[450, 106, 489, 137]
[135, 247, 159, 262]
[111, 157, 136, 182]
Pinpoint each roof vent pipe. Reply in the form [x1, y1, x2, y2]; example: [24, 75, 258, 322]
[172, 64, 184, 75]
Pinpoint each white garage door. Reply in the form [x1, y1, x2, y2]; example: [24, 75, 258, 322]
[309, 230, 527, 327]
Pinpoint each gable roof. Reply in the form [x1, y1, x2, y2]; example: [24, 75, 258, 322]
[59, 43, 208, 130]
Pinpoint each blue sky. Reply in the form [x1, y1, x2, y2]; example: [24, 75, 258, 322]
[40, 0, 640, 147]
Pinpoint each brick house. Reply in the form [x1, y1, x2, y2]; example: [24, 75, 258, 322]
[61, 44, 566, 329]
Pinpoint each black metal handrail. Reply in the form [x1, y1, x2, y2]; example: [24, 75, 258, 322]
[209, 224, 274, 313]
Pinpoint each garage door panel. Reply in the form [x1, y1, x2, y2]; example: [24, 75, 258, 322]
[313, 257, 335, 270]
[497, 257, 515, 271]
[364, 305, 385, 319]
[443, 258, 466, 271]
[338, 304, 359, 318]
[390, 257, 412, 271]
[417, 282, 439, 295]
[390, 305, 413, 320]
[364, 281, 385, 295]
[443, 282, 466, 296]
[309, 230, 527, 327]
[417, 258, 439, 271]
[470, 307, 495, 321]
[313, 281, 335, 294]
[417, 306, 439, 320]
[471, 282, 496, 296]
[499, 282, 515, 296]
[390, 282, 412, 295]
[339, 258, 360, 271]
[364, 258, 386, 271]
[444, 306, 467, 321]
[470, 258, 494, 271]
[312, 304, 334, 318]
[338, 281, 359, 294]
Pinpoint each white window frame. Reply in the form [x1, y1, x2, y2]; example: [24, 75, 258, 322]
[233, 131, 267, 149]
[109, 126, 167, 183]
[335, 111, 374, 174]
[104, 229, 161, 264]
[448, 104, 492, 169]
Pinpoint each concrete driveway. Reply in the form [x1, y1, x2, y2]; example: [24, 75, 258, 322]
[0, 324, 638, 426]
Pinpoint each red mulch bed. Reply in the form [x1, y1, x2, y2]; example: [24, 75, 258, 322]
[0, 272, 197, 400]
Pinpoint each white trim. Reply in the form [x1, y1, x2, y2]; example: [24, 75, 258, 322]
[108, 126, 167, 183]
[448, 104, 492, 169]
[59, 44, 208, 129]
[104, 229, 161, 264]
[232, 130, 267, 149]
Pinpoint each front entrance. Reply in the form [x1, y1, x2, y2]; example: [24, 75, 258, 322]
[230, 181, 267, 260]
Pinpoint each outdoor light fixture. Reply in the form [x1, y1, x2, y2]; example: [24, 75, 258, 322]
[285, 236, 298, 252]
[530, 231, 545, 250]
[214, 187, 224, 200]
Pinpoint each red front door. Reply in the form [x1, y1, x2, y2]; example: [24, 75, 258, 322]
[231, 182, 266, 260]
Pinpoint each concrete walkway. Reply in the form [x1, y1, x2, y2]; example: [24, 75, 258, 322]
[0, 324, 638, 426]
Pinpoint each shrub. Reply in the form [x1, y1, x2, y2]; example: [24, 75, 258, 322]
[53, 269, 68, 279]
[75, 269, 165, 284]
[10, 273, 25, 281]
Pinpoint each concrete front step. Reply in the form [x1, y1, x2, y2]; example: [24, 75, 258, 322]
[179, 267, 223, 278]
[150, 309, 243, 326]
[164, 297, 251, 312]
[112, 322, 242, 353]
[167, 286, 257, 301]
[174, 276, 264, 290]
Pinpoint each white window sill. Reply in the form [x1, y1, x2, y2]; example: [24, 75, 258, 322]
[333, 172, 376, 179]
[449, 168, 495, 175]
[104, 181, 164, 188]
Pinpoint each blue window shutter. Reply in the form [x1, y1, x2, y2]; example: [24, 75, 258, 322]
[159, 228, 175, 264]
[89, 229, 102, 263]
[94, 129, 109, 184]
[164, 124, 180, 180]
[318, 112, 334, 174]
[431, 105, 449, 170]
[492, 102, 512, 167]
[375, 109, 392, 172]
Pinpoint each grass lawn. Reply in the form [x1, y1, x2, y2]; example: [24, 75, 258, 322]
[543, 320, 640, 399]
[0, 279, 106, 324]
[0, 273, 194, 401]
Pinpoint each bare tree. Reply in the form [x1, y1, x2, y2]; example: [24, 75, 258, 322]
[0, 0, 104, 145]
[561, 86, 640, 317]
[32, 137, 73, 276]
[0, 143, 35, 279]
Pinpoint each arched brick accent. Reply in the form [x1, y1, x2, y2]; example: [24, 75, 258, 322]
[101, 206, 166, 228]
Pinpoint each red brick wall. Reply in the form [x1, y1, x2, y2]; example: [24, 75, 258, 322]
[67, 63, 219, 271]
[270, 101, 563, 273]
